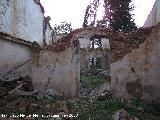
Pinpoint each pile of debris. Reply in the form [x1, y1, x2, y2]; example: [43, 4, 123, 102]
[0, 76, 34, 98]
[80, 69, 112, 102]
[113, 109, 139, 120]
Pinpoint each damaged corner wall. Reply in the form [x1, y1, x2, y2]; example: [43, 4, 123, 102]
[0, 33, 32, 81]
[0, 0, 78, 98]
[0, 32, 80, 98]
[45, 23, 53, 45]
[0, 0, 46, 45]
[111, 25, 160, 102]
[31, 41, 80, 98]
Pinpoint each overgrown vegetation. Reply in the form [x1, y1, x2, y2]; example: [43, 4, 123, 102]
[78, 70, 160, 119]
[52, 21, 72, 35]
[80, 71, 106, 97]
[86, 74, 104, 88]
[0, 73, 159, 120]
[75, 98, 160, 120]
[0, 94, 159, 120]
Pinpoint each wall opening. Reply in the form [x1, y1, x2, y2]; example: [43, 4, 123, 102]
[89, 57, 102, 69]
[90, 38, 101, 48]
[79, 35, 112, 98]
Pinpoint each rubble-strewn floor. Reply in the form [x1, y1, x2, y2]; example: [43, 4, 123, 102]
[0, 71, 159, 120]
[0, 95, 160, 120]
[80, 69, 110, 98]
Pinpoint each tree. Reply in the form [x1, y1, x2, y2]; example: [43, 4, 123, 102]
[83, 5, 90, 28]
[83, 0, 101, 27]
[53, 21, 72, 35]
[101, 0, 137, 32]
[83, 0, 137, 32]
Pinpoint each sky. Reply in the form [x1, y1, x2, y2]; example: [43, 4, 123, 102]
[41, 0, 156, 29]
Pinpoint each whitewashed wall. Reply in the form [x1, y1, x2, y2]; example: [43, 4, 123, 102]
[0, 39, 31, 80]
[78, 37, 110, 49]
[78, 37, 90, 48]
[45, 24, 52, 45]
[143, 0, 160, 27]
[0, 0, 44, 45]
[101, 38, 110, 49]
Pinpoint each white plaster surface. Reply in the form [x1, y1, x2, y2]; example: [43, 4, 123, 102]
[0, 39, 31, 80]
[78, 37, 90, 48]
[143, 0, 160, 27]
[45, 24, 52, 45]
[0, 0, 44, 44]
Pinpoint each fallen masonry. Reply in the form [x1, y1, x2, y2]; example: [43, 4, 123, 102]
[0, 1, 160, 119]
[0, 0, 160, 119]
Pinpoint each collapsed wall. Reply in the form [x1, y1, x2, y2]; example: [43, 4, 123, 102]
[0, 0, 79, 98]
[31, 36, 80, 98]
[111, 24, 160, 103]
[80, 48, 110, 70]
[78, 36, 110, 70]
[0, 0, 52, 45]
[0, 32, 80, 98]
[1, 0, 160, 101]
[64, 25, 159, 102]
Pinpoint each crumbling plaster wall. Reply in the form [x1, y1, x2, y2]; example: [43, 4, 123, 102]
[0, 13, 156, 100]
[101, 38, 110, 49]
[80, 49, 88, 70]
[0, 0, 78, 98]
[111, 25, 160, 102]
[66, 26, 158, 102]
[0, 0, 45, 45]
[31, 41, 80, 98]
[69, 28, 113, 71]
[78, 36, 110, 49]
[0, 35, 32, 81]
[78, 37, 90, 48]
[45, 24, 52, 45]
[71, 27, 150, 71]
[0, 31, 80, 98]
[80, 48, 110, 70]
[78, 37, 110, 70]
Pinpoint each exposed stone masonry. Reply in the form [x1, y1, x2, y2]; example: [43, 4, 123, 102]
[1, 0, 160, 102]
[50, 25, 154, 63]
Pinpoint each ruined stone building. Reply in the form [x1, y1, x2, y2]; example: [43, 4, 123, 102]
[0, 0, 79, 98]
[0, 0, 160, 103]
[79, 35, 110, 70]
